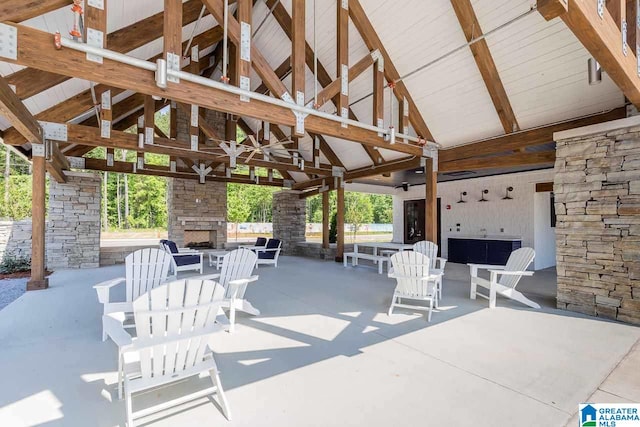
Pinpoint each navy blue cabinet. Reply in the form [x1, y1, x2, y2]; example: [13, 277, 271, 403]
[448, 238, 521, 265]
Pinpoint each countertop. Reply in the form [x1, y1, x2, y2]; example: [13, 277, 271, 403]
[448, 235, 522, 241]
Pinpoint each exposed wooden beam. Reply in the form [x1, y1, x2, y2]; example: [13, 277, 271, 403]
[439, 150, 555, 173]
[237, 0, 252, 96]
[0, 0, 71, 24]
[425, 158, 437, 242]
[336, 184, 345, 261]
[536, 182, 554, 192]
[4, 24, 421, 155]
[537, 0, 568, 20]
[202, 0, 290, 98]
[538, 0, 640, 107]
[322, 190, 330, 249]
[0, 75, 42, 145]
[313, 54, 374, 107]
[27, 153, 48, 290]
[349, 0, 434, 141]
[58, 123, 331, 175]
[2, 33, 220, 148]
[263, 0, 379, 165]
[79, 157, 285, 186]
[314, 133, 345, 169]
[164, 0, 184, 60]
[451, 0, 519, 133]
[439, 107, 626, 163]
[292, 0, 306, 136]
[6, 0, 213, 100]
[255, 57, 291, 94]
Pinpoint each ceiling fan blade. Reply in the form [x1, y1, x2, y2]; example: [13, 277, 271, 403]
[248, 134, 260, 148]
[246, 149, 257, 163]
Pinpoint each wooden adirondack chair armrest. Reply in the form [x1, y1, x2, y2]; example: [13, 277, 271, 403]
[387, 267, 395, 278]
[103, 312, 133, 349]
[436, 257, 447, 269]
[468, 263, 504, 277]
[199, 273, 221, 281]
[93, 277, 125, 304]
[390, 274, 441, 281]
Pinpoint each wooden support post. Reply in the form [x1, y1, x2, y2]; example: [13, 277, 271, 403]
[189, 46, 201, 159]
[27, 153, 48, 290]
[237, 0, 252, 97]
[84, 0, 107, 51]
[292, 0, 306, 136]
[335, 183, 345, 262]
[106, 147, 115, 167]
[144, 95, 155, 147]
[627, 0, 637, 49]
[312, 134, 320, 169]
[137, 115, 145, 170]
[425, 158, 437, 243]
[336, 0, 349, 125]
[322, 190, 330, 249]
[164, 0, 183, 60]
[399, 97, 409, 144]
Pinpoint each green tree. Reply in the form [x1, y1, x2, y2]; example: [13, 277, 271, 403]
[227, 184, 251, 240]
[344, 192, 373, 242]
[371, 194, 393, 223]
[329, 211, 337, 244]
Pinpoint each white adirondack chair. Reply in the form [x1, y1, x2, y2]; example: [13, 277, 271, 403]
[94, 248, 174, 341]
[111, 279, 231, 426]
[388, 251, 440, 322]
[202, 248, 259, 333]
[468, 247, 539, 309]
[412, 241, 447, 300]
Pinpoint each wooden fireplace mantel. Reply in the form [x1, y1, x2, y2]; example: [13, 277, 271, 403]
[178, 217, 226, 226]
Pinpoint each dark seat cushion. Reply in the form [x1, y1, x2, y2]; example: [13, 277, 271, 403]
[165, 240, 179, 254]
[258, 239, 281, 260]
[174, 254, 200, 266]
[256, 237, 267, 247]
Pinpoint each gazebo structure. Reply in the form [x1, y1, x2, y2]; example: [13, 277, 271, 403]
[0, 0, 639, 326]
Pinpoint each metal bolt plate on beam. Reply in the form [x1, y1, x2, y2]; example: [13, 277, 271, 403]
[167, 52, 180, 83]
[145, 127, 154, 145]
[341, 64, 349, 97]
[332, 166, 344, 178]
[39, 121, 67, 142]
[0, 23, 17, 60]
[341, 108, 348, 128]
[101, 90, 111, 110]
[68, 157, 86, 169]
[240, 76, 250, 102]
[86, 28, 104, 63]
[32, 144, 46, 157]
[623, 21, 628, 56]
[240, 22, 251, 62]
[87, 0, 104, 9]
[190, 135, 199, 151]
[597, 0, 605, 18]
[170, 160, 177, 173]
[101, 120, 111, 138]
[106, 152, 114, 167]
[190, 105, 199, 127]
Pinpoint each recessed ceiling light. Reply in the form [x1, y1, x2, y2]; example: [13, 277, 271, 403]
[415, 169, 423, 174]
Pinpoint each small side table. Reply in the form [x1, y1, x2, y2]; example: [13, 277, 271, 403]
[207, 251, 229, 269]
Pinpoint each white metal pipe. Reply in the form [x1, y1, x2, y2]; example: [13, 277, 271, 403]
[183, 5, 207, 57]
[313, 0, 318, 105]
[222, 0, 229, 81]
[59, 36, 440, 149]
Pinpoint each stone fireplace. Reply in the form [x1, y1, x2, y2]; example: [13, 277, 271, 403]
[167, 178, 227, 249]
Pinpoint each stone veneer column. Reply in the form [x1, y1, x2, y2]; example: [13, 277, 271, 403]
[272, 191, 306, 255]
[555, 120, 640, 325]
[46, 171, 101, 269]
[167, 179, 227, 248]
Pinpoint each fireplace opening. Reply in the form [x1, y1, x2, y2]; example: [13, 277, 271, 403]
[184, 230, 217, 249]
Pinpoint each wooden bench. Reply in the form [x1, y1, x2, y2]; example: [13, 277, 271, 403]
[343, 252, 390, 274]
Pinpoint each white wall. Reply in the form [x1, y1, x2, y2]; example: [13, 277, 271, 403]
[533, 192, 557, 270]
[392, 169, 556, 270]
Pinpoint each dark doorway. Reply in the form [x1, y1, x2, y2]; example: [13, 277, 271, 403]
[404, 199, 425, 244]
[403, 198, 441, 251]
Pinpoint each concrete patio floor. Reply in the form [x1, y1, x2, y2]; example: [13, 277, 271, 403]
[0, 257, 638, 427]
